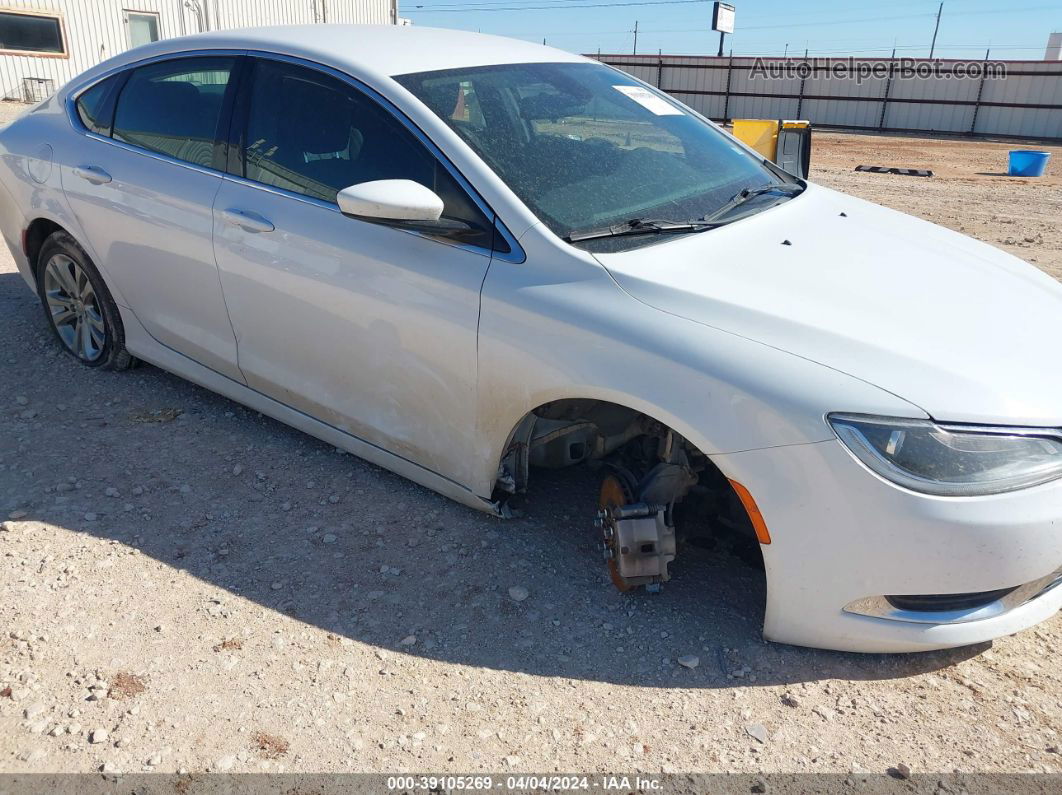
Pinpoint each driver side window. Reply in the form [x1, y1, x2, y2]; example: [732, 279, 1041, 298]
[242, 58, 493, 248]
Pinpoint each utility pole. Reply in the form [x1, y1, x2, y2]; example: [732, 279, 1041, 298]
[632, 20, 639, 55]
[783, 43, 789, 58]
[929, 2, 943, 59]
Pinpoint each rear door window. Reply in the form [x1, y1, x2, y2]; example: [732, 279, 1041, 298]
[112, 57, 235, 168]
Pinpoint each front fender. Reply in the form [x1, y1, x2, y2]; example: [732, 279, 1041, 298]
[472, 229, 923, 498]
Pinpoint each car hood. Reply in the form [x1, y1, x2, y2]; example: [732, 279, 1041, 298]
[594, 183, 1062, 427]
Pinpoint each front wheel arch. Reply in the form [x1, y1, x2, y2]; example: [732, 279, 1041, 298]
[492, 397, 767, 546]
[490, 396, 769, 618]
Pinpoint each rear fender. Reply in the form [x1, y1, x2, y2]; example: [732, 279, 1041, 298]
[0, 107, 128, 304]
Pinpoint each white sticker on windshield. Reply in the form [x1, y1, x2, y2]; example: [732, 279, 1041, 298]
[612, 85, 683, 115]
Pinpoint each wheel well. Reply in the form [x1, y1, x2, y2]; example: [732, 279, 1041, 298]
[493, 399, 765, 566]
[494, 398, 709, 492]
[23, 218, 64, 280]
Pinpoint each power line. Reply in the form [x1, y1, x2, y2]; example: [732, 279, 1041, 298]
[490, 28, 1045, 52]
[727, 43, 1044, 55]
[739, 13, 938, 31]
[408, 0, 710, 11]
[409, 0, 1057, 59]
[414, 0, 650, 6]
[412, 0, 683, 7]
[409, 0, 1058, 17]
[411, 0, 933, 12]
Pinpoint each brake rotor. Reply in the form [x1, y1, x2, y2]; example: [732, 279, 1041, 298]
[598, 470, 637, 592]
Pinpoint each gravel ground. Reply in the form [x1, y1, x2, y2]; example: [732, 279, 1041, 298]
[808, 131, 1062, 281]
[1, 104, 1060, 777]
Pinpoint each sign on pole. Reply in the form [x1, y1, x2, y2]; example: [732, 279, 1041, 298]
[712, 2, 735, 34]
[712, 2, 735, 57]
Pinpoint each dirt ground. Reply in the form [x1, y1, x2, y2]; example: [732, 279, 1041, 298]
[1, 106, 1060, 778]
[809, 131, 1062, 281]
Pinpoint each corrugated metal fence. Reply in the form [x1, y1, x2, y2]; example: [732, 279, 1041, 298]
[590, 54, 1062, 141]
[0, 0, 391, 103]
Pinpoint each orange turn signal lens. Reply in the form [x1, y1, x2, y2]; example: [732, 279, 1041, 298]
[728, 479, 772, 545]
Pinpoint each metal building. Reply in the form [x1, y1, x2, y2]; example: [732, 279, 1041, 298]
[0, 0, 396, 103]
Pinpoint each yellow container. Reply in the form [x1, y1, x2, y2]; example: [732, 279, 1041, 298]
[732, 119, 780, 160]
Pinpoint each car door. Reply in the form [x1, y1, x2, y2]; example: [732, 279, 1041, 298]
[212, 56, 503, 477]
[60, 55, 244, 382]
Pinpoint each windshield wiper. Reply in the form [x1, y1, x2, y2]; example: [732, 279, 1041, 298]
[700, 182, 803, 224]
[565, 217, 715, 243]
[565, 183, 804, 244]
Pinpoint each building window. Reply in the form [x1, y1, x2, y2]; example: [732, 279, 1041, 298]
[125, 11, 160, 49]
[0, 10, 66, 56]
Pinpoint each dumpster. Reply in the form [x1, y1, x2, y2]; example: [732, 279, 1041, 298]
[732, 119, 811, 179]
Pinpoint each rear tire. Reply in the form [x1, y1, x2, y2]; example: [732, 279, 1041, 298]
[35, 231, 135, 370]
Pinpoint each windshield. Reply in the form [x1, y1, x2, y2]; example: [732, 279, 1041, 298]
[395, 62, 795, 250]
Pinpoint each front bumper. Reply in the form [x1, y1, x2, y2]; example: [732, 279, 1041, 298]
[844, 566, 1061, 623]
[713, 439, 1062, 653]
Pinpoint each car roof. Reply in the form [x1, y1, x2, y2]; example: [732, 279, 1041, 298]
[82, 24, 587, 85]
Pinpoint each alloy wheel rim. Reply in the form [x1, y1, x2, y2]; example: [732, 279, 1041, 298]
[43, 254, 106, 362]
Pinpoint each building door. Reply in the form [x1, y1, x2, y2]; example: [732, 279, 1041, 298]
[125, 11, 160, 48]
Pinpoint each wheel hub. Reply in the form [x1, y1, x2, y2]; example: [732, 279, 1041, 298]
[42, 253, 105, 363]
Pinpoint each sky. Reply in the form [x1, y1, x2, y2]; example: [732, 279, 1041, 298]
[400, 0, 1062, 60]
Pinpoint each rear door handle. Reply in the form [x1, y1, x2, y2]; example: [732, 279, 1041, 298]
[220, 208, 274, 234]
[72, 165, 111, 185]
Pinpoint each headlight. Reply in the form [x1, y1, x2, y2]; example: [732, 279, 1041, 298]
[829, 414, 1062, 496]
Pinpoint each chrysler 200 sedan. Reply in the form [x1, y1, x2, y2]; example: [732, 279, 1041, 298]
[0, 25, 1059, 653]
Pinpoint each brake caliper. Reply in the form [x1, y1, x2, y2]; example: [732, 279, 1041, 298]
[597, 473, 676, 592]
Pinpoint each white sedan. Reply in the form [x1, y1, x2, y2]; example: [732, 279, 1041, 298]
[0, 25, 1059, 653]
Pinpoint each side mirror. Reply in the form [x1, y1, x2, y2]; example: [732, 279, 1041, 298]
[337, 179, 444, 223]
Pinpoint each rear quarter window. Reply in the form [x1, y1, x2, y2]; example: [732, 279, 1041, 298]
[75, 75, 120, 135]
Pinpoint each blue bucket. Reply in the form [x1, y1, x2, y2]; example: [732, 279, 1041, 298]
[1007, 150, 1050, 177]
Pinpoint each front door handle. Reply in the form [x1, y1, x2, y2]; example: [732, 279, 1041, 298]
[72, 165, 111, 185]
[220, 208, 275, 234]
